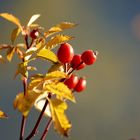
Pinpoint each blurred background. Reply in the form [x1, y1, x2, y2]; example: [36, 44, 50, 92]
[0, 0, 140, 140]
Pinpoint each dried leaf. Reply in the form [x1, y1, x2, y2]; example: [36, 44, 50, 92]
[45, 34, 74, 50]
[49, 99, 71, 136]
[11, 27, 21, 44]
[45, 82, 75, 102]
[0, 110, 8, 118]
[44, 22, 77, 37]
[0, 13, 22, 29]
[6, 47, 16, 62]
[37, 48, 58, 63]
[27, 14, 40, 27]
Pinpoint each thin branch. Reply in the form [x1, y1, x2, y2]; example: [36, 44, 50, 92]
[25, 94, 51, 140]
[40, 118, 53, 140]
[19, 77, 28, 140]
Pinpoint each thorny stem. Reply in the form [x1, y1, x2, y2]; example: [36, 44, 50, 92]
[40, 118, 53, 140]
[25, 94, 51, 140]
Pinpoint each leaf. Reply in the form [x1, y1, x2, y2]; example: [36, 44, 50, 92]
[45, 34, 74, 50]
[27, 14, 40, 27]
[0, 110, 8, 118]
[44, 22, 77, 37]
[13, 91, 41, 116]
[34, 93, 51, 117]
[15, 61, 28, 78]
[45, 82, 75, 102]
[6, 47, 16, 62]
[49, 99, 71, 136]
[11, 27, 21, 44]
[48, 63, 64, 73]
[0, 55, 5, 63]
[0, 13, 22, 29]
[37, 49, 58, 63]
[45, 71, 67, 80]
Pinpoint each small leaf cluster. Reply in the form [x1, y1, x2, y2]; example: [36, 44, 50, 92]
[0, 13, 97, 139]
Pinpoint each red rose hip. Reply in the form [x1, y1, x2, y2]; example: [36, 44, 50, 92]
[30, 29, 39, 39]
[64, 74, 79, 89]
[74, 77, 86, 92]
[57, 43, 74, 64]
[81, 50, 97, 65]
[71, 54, 86, 70]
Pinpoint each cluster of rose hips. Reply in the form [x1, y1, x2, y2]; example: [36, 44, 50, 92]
[57, 43, 97, 93]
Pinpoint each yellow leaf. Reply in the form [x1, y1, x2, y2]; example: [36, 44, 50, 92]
[49, 99, 71, 136]
[45, 34, 74, 50]
[0, 13, 22, 29]
[0, 110, 7, 119]
[37, 48, 58, 63]
[11, 27, 21, 44]
[15, 61, 28, 78]
[27, 14, 40, 27]
[13, 91, 41, 116]
[6, 47, 16, 62]
[0, 55, 5, 63]
[45, 82, 75, 102]
[44, 22, 77, 37]
[45, 71, 67, 80]
[34, 93, 51, 117]
[48, 63, 64, 73]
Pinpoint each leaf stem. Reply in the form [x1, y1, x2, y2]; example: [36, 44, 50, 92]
[25, 94, 51, 140]
[40, 118, 53, 140]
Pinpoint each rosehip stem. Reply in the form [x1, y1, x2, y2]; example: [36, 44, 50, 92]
[25, 35, 29, 49]
[68, 61, 84, 75]
[25, 93, 51, 140]
[40, 118, 53, 140]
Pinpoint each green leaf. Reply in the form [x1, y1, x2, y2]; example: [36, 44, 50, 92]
[37, 48, 58, 63]
[44, 22, 77, 37]
[49, 99, 71, 137]
[6, 47, 16, 62]
[0, 13, 22, 29]
[45, 82, 75, 102]
[11, 27, 21, 44]
[45, 34, 74, 50]
[27, 14, 40, 27]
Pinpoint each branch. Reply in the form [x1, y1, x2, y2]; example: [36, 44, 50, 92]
[40, 118, 52, 140]
[25, 94, 51, 140]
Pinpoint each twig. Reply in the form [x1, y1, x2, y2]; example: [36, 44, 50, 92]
[19, 77, 28, 140]
[25, 94, 51, 140]
[40, 118, 53, 140]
